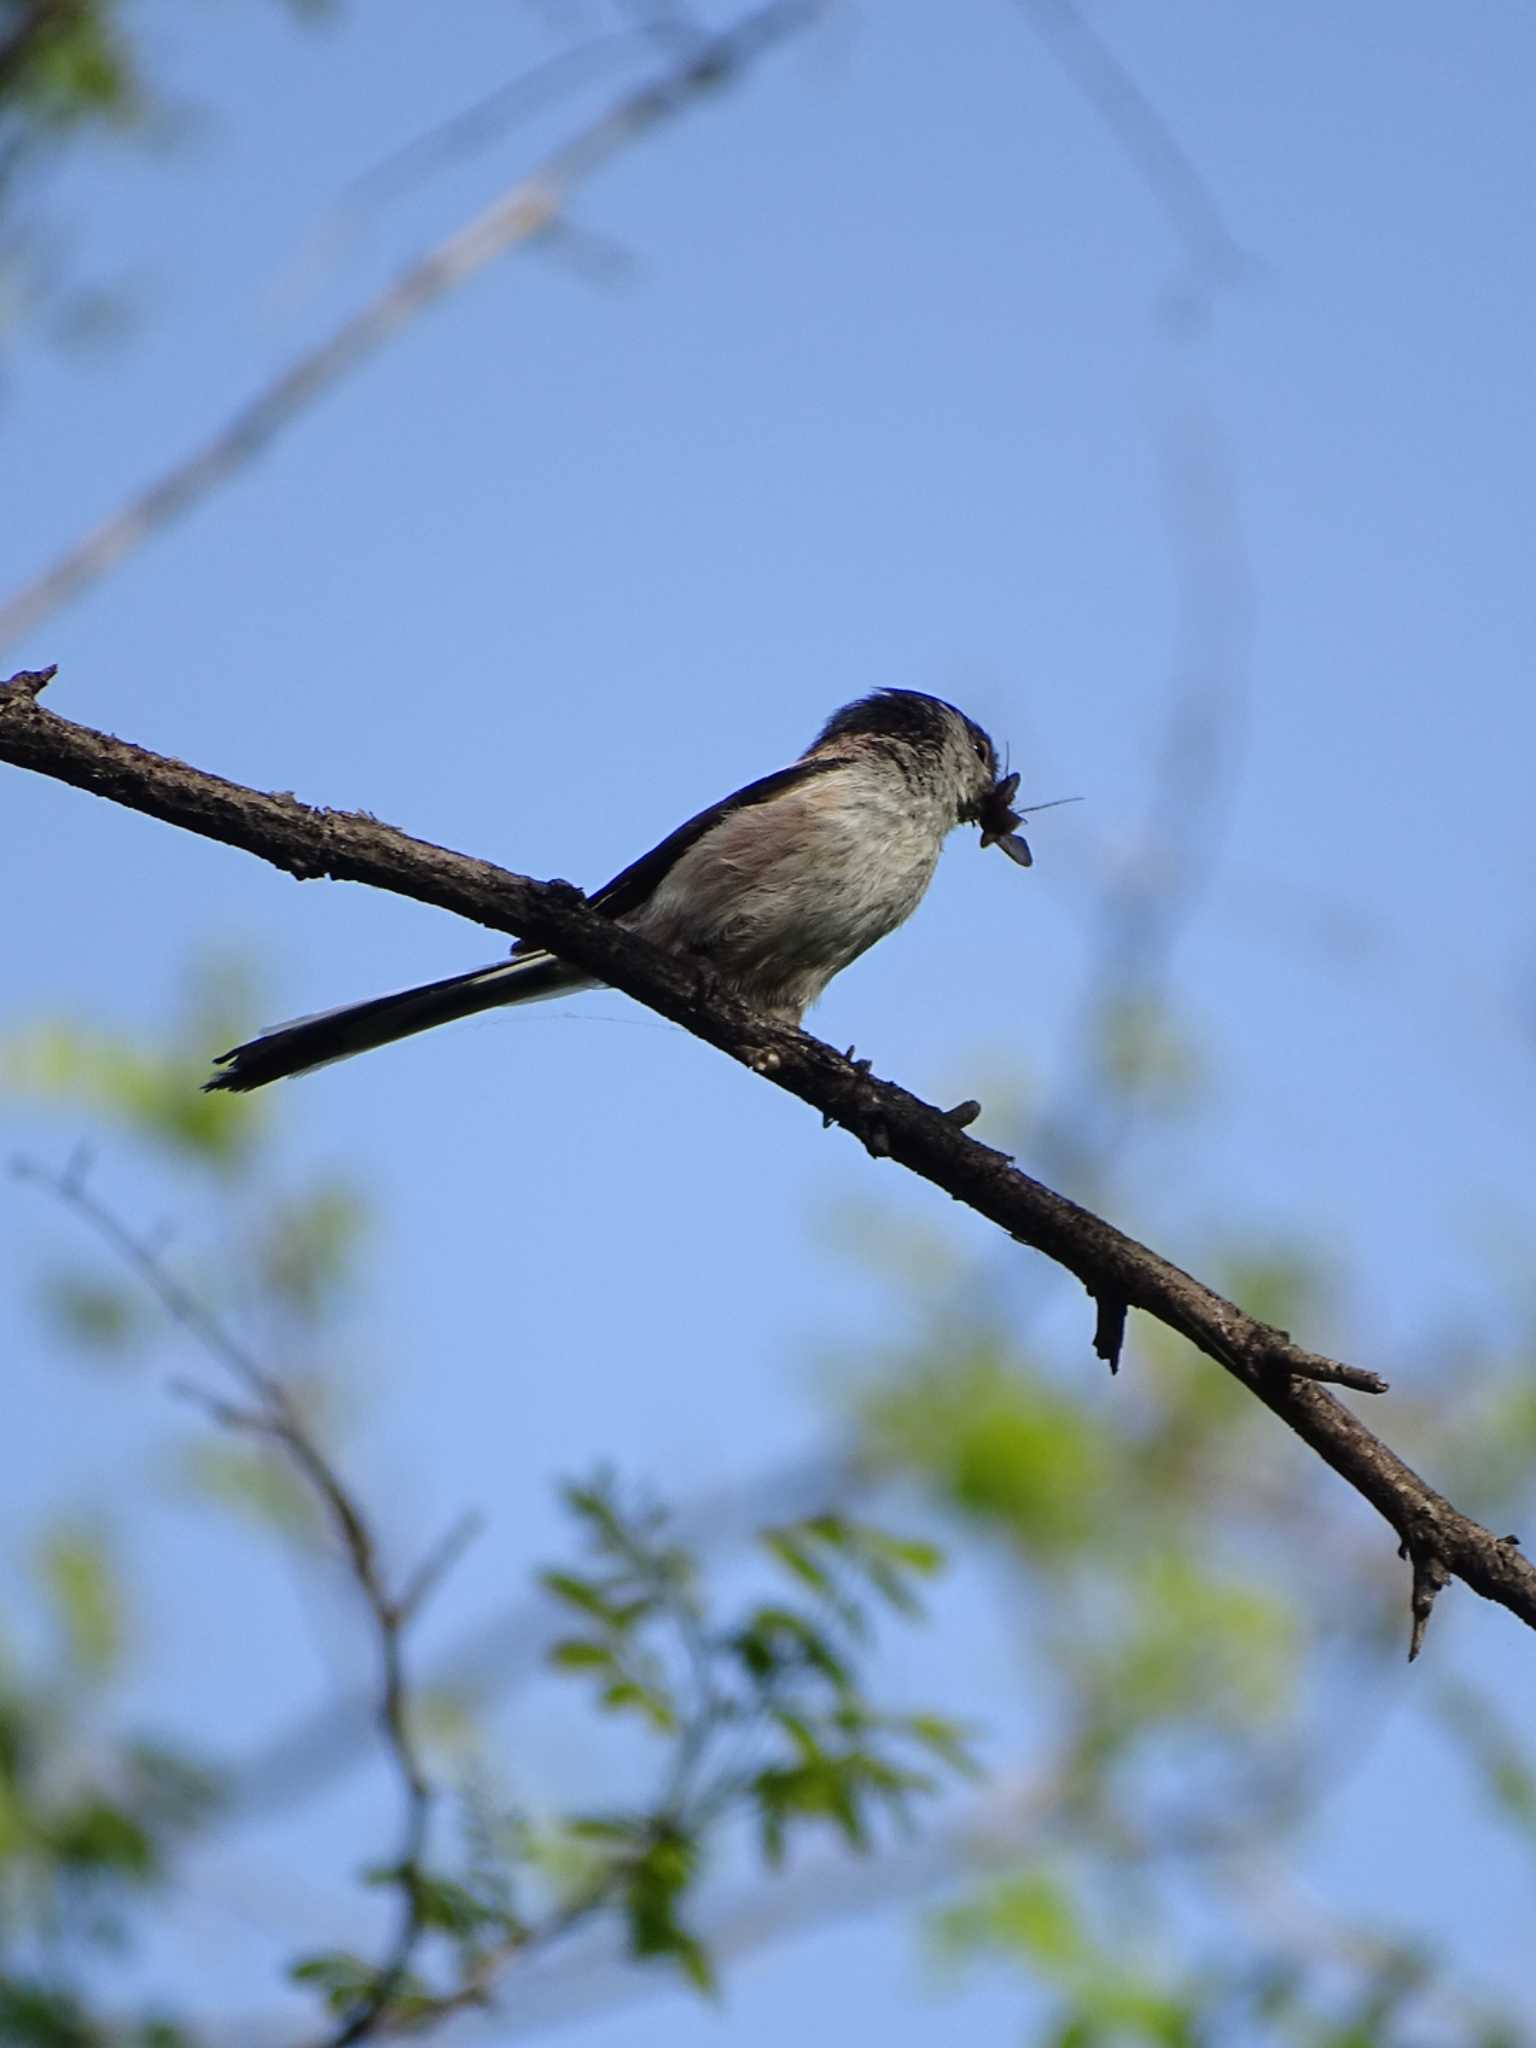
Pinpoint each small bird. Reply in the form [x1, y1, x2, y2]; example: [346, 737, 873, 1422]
[204, 689, 1038, 1094]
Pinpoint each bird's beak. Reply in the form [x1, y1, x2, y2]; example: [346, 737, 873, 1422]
[977, 771, 1033, 868]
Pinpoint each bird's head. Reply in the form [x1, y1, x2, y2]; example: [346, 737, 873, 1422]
[812, 688, 1037, 865]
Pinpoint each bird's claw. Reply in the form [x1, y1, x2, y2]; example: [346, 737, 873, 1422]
[821, 1044, 888, 1154]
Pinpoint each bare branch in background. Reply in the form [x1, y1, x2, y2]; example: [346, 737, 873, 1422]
[0, 0, 824, 654]
[225, 1447, 858, 1826]
[329, 32, 648, 216]
[1014, 0, 1248, 326]
[9, 1151, 478, 2042]
[14, 1147, 966, 2036]
[1032, 400, 1254, 1190]
[41, 4, 1261, 1814]
[8, 670, 1534, 1660]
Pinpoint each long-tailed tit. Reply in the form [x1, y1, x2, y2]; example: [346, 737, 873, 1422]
[204, 689, 1038, 1093]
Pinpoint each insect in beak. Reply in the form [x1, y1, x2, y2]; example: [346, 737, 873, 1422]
[977, 776, 1081, 869]
[977, 771, 1034, 867]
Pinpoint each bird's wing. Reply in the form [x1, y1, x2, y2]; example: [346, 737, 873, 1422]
[512, 756, 845, 953]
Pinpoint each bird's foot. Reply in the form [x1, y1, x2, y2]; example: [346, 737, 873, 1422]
[822, 1044, 889, 1156]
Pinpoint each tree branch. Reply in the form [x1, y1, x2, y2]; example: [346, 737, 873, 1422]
[9, 1149, 465, 2042]
[6, 668, 1533, 1657]
[1013, 0, 1248, 328]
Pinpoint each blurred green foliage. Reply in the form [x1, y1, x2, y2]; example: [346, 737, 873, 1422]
[0, 1510, 219, 2045]
[4, 966, 264, 1170]
[3, 970, 974, 2040]
[2, 964, 1534, 2042]
[831, 989, 1536, 2047]
[0, 2, 139, 137]
[0, 0, 330, 348]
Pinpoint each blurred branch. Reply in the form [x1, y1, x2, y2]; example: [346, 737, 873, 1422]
[7, 672, 1536, 1659]
[225, 1447, 858, 1826]
[1032, 400, 1253, 1191]
[10, 1147, 478, 2042]
[1014, 0, 1247, 326]
[408, 1811, 977, 2044]
[329, 31, 648, 216]
[0, 0, 823, 653]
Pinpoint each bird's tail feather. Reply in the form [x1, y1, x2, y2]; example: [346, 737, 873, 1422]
[204, 952, 586, 1093]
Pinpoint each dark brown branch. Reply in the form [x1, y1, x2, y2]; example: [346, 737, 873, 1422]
[1091, 1290, 1128, 1375]
[6, 672, 1534, 1658]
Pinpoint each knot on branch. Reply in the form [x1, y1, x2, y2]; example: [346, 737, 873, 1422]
[1090, 1290, 1128, 1376]
[1399, 1532, 1453, 1661]
[2, 664, 58, 703]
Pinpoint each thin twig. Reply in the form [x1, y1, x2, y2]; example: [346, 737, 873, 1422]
[226, 1449, 857, 1828]
[12, 1149, 472, 2043]
[0, 0, 823, 653]
[1014, 0, 1248, 326]
[330, 32, 645, 215]
[3, 675, 1526, 1662]
[398, 1510, 488, 1630]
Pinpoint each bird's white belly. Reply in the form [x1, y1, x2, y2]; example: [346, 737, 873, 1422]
[630, 774, 947, 1020]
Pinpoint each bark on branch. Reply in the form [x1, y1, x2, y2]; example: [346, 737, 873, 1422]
[5, 668, 1533, 1656]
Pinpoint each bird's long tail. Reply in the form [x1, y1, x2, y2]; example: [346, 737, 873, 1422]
[203, 952, 588, 1093]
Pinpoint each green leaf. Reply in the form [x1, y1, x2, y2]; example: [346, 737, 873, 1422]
[179, 1440, 322, 1542]
[600, 1680, 677, 1733]
[4, 1020, 261, 1168]
[902, 1713, 984, 1779]
[862, 1353, 1109, 1557]
[1436, 1679, 1536, 1842]
[733, 1607, 852, 1693]
[762, 1528, 833, 1594]
[409, 1869, 518, 1941]
[561, 1480, 634, 1555]
[38, 1522, 125, 1677]
[290, 1949, 431, 2018]
[935, 1871, 1086, 1972]
[48, 1796, 155, 1879]
[134, 2022, 199, 2048]
[670, 1929, 718, 1996]
[623, 1824, 713, 1993]
[290, 1950, 378, 2013]
[751, 1758, 867, 1854]
[1105, 1552, 1297, 1727]
[257, 1182, 366, 1316]
[37, 1270, 144, 1355]
[849, 1525, 945, 1575]
[0, 1977, 100, 2048]
[548, 1638, 616, 1671]
[540, 1570, 629, 1627]
[566, 1814, 645, 1843]
[1096, 992, 1202, 1109]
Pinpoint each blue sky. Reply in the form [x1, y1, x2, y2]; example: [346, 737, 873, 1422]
[5, 0, 1535, 2038]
